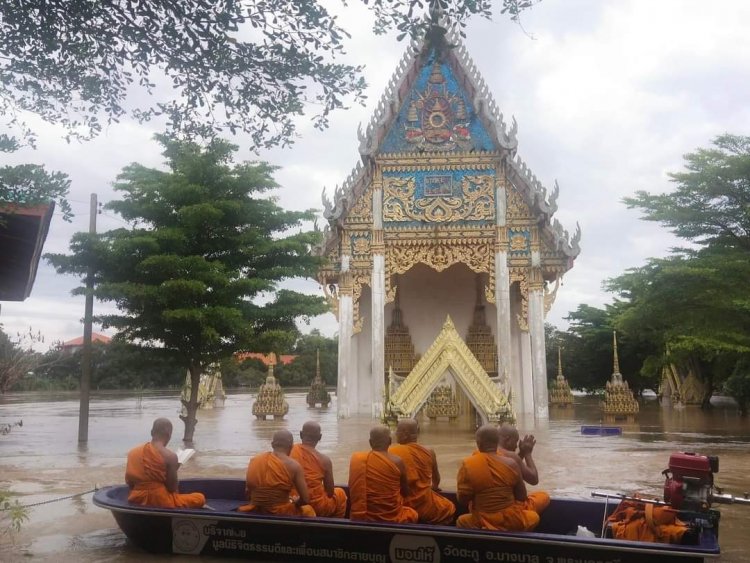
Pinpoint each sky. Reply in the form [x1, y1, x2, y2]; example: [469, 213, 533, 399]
[2, 0, 750, 350]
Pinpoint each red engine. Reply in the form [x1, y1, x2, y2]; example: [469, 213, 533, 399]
[663, 452, 719, 510]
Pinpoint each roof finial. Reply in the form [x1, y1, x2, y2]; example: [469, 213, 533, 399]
[424, 0, 450, 55]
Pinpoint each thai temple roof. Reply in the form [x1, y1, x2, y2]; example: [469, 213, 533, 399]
[318, 23, 581, 265]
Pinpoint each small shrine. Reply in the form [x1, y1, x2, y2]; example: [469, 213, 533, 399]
[252, 364, 289, 420]
[423, 384, 460, 421]
[180, 365, 226, 416]
[602, 332, 639, 420]
[306, 350, 331, 408]
[549, 347, 573, 408]
[658, 348, 706, 406]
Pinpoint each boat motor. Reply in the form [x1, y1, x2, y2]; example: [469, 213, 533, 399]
[663, 452, 750, 510]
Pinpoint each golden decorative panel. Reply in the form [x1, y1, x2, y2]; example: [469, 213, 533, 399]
[352, 272, 370, 335]
[510, 267, 529, 332]
[345, 187, 373, 225]
[506, 184, 533, 223]
[388, 316, 514, 423]
[382, 175, 495, 223]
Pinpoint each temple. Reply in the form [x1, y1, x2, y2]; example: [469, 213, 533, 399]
[316, 20, 580, 421]
[549, 348, 573, 408]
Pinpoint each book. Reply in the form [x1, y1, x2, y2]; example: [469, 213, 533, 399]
[175, 448, 196, 465]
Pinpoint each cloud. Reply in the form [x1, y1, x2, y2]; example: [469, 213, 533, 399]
[2, 0, 750, 347]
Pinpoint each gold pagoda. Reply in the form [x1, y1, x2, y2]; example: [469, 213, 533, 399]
[549, 347, 573, 408]
[252, 364, 289, 420]
[306, 350, 331, 408]
[602, 332, 639, 420]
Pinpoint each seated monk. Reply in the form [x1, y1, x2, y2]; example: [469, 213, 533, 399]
[290, 421, 347, 517]
[388, 419, 455, 525]
[125, 417, 206, 508]
[238, 429, 315, 517]
[348, 426, 418, 523]
[498, 424, 550, 514]
[456, 424, 542, 531]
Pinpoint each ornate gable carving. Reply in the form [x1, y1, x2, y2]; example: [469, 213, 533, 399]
[388, 316, 514, 423]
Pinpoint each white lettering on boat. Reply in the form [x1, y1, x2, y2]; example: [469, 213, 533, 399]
[390, 535, 441, 563]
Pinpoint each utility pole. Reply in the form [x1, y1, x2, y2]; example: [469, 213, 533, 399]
[78, 193, 97, 443]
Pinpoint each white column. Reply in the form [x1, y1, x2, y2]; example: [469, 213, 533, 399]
[529, 287, 549, 419]
[337, 291, 353, 418]
[520, 330, 534, 415]
[371, 253, 385, 418]
[495, 250, 514, 404]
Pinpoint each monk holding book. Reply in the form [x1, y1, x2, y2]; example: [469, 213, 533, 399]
[239, 429, 316, 517]
[290, 421, 348, 517]
[125, 418, 206, 508]
[388, 418, 455, 524]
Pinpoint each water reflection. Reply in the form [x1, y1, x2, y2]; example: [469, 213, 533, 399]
[0, 391, 748, 562]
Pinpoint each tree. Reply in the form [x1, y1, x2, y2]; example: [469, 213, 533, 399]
[0, 327, 44, 393]
[275, 330, 337, 387]
[0, 1, 535, 147]
[618, 134, 750, 408]
[47, 135, 328, 441]
[0, 136, 71, 220]
[625, 134, 750, 252]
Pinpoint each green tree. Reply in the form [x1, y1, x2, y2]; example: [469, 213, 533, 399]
[276, 330, 337, 387]
[47, 135, 327, 441]
[0, 1, 534, 147]
[0, 327, 46, 393]
[617, 134, 750, 408]
[0, 136, 71, 220]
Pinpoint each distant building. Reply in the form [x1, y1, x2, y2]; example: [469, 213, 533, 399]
[235, 352, 296, 367]
[60, 332, 111, 355]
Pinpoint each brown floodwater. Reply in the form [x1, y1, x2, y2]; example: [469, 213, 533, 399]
[1, 391, 748, 562]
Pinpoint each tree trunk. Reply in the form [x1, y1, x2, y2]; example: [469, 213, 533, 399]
[179, 364, 201, 443]
[700, 369, 714, 411]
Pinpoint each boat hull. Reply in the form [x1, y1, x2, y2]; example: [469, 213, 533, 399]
[94, 479, 719, 562]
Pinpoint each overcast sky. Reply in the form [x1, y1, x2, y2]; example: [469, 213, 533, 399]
[2, 0, 750, 350]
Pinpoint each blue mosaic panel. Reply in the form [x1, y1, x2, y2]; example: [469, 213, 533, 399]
[380, 50, 496, 154]
[382, 168, 496, 226]
[508, 229, 530, 255]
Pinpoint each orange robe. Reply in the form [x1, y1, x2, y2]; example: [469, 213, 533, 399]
[290, 443, 347, 517]
[348, 451, 419, 523]
[456, 452, 540, 531]
[496, 449, 551, 513]
[238, 452, 316, 517]
[125, 442, 205, 508]
[389, 443, 455, 525]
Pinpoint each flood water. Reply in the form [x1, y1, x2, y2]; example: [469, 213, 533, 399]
[1, 390, 748, 562]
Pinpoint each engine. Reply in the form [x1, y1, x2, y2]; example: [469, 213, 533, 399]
[663, 452, 719, 510]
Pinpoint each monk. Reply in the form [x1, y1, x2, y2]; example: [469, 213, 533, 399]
[125, 418, 206, 508]
[290, 421, 347, 517]
[348, 425, 419, 523]
[388, 418, 455, 524]
[456, 424, 542, 531]
[498, 423, 550, 513]
[238, 429, 316, 517]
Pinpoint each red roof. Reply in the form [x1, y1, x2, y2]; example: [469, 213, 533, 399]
[61, 333, 112, 347]
[235, 352, 296, 366]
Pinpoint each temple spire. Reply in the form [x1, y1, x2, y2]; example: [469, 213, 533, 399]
[612, 331, 621, 376]
[316, 348, 321, 379]
[557, 347, 563, 380]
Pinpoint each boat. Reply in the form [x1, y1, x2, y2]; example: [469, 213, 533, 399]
[94, 478, 720, 562]
[581, 425, 623, 436]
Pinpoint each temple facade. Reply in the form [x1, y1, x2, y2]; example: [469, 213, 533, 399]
[316, 24, 580, 420]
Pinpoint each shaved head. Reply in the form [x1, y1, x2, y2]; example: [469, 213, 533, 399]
[395, 418, 419, 445]
[151, 418, 173, 442]
[369, 425, 392, 451]
[475, 424, 499, 452]
[498, 423, 519, 451]
[300, 421, 322, 445]
[271, 429, 294, 453]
